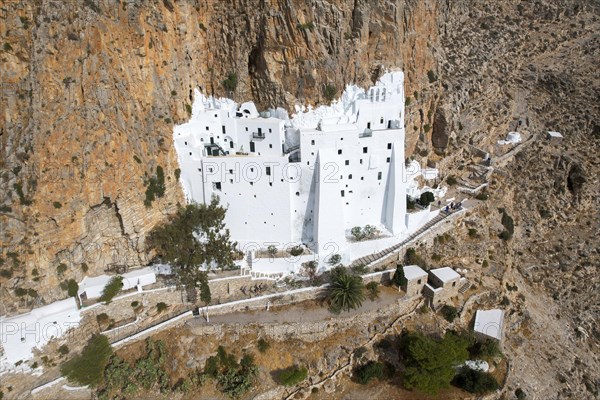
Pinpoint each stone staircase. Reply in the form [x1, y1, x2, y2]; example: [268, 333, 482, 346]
[459, 279, 472, 294]
[349, 211, 451, 268]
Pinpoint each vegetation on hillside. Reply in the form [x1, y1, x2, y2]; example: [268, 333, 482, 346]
[61, 335, 113, 386]
[328, 266, 365, 313]
[98, 276, 123, 304]
[146, 198, 236, 303]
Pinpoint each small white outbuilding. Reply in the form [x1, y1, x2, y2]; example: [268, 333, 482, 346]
[547, 131, 563, 144]
[78, 267, 156, 301]
[474, 309, 504, 341]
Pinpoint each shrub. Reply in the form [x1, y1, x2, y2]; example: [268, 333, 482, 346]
[366, 281, 380, 300]
[61, 335, 112, 386]
[14, 287, 27, 297]
[289, 246, 304, 256]
[468, 228, 478, 238]
[222, 72, 238, 92]
[328, 254, 341, 265]
[0, 269, 13, 279]
[446, 175, 457, 186]
[58, 345, 70, 355]
[67, 279, 79, 297]
[296, 21, 315, 31]
[56, 263, 68, 275]
[515, 388, 527, 399]
[257, 338, 270, 353]
[405, 96, 412, 106]
[156, 302, 168, 313]
[427, 70, 438, 83]
[81, 263, 89, 273]
[399, 331, 469, 394]
[407, 196, 416, 209]
[405, 248, 427, 269]
[98, 276, 123, 304]
[353, 346, 368, 359]
[323, 84, 336, 103]
[355, 361, 383, 384]
[278, 366, 308, 386]
[131, 301, 140, 308]
[96, 313, 109, 324]
[470, 339, 501, 359]
[424, 124, 431, 133]
[475, 192, 488, 201]
[350, 264, 368, 275]
[418, 191, 435, 207]
[452, 367, 498, 393]
[440, 305, 458, 322]
[144, 166, 166, 207]
[500, 209, 514, 240]
[351, 226, 363, 241]
[267, 245, 277, 257]
[174, 168, 181, 180]
[53, 201, 62, 209]
[392, 265, 407, 288]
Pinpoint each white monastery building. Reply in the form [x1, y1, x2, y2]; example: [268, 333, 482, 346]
[174, 71, 439, 263]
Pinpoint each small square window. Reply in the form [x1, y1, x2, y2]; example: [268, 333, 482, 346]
[361, 177, 364, 180]
[230, 179, 233, 184]
[245, 127, 249, 131]
[380, 117, 384, 124]
[229, 169, 233, 174]
[338, 149, 342, 155]
[386, 157, 391, 163]
[387, 143, 392, 149]
[377, 172, 382, 180]
[184, 141, 188, 145]
[250, 168, 254, 172]
[250, 182, 254, 186]
[345, 160, 349, 165]
[269, 128, 272, 133]
[363, 147, 368, 153]
[341, 190, 345, 197]
[360, 159, 363, 164]
[213, 182, 221, 190]
[296, 192, 300, 196]
[206, 126, 209, 131]
[269, 182, 273, 187]
[266, 167, 271, 176]
[417, 279, 421, 284]
[269, 144, 273, 148]
[311, 140, 315, 145]
[348, 174, 352, 179]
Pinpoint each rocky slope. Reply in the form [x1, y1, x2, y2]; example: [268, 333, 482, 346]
[1, 0, 599, 397]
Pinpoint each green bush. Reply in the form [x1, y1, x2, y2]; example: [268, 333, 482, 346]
[328, 254, 341, 265]
[499, 209, 514, 240]
[515, 388, 527, 399]
[399, 331, 469, 395]
[392, 265, 407, 288]
[323, 84, 336, 103]
[427, 70, 438, 83]
[0, 269, 13, 279]
[98, 276, 123, 304]
[144, 166, 166, 207]
[296, 21, 315, 31]
[67, 279, 79, 297]
[278, 366, 308, 386]
[475, 192, 489, 201]
[131, 301, 140, 308]
[61, 335, 112, 386]
[470, 339, 501, 359]
[222, 72, 238, 93]
[355, 361, 383, 384]
[14, 287, 27, 297]
[452, 367, 498, 393]
[56, 263, 68, 275]
[96, 313, 109, 324]
[289, 246, 304, 256]
[418, 191, 435, 207]
[468, 228, 478, 238]
[58, 345, 69, 355]
[257, 338, 270, 353]
[53, 201, 62, 209]
[405, 248, 427, 269]
[446, 175, 457, 186]
[365, 281, 380, 300]
[81, 263, 89, 273]
[204, 346, 259, 397]
[156, 302, 168, 313]
[440, 305, 458, 322]
[174, 168, 181, 180]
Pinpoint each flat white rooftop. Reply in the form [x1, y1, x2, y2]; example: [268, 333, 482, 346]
[404, 265, 428, 280]
[474, 309, 504, 340]
[547, 131, 563, 138]
[429, 267, 460, 283]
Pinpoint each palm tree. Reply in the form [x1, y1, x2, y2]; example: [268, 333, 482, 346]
[329, 271, 366, 313]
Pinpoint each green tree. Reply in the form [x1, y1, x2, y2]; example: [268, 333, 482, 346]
[452, 367, 499, 393]
[146, 198, 236, 302]
[329, 269, 365, 313]
[392, 264, 407, 290]
[440, 305, 458, 322]
[351, 226, 363, 241]
[61, 335, 112, 386]
[323, 84, 336, 103]
[419, 191, 435, 207]
[66, 279, 79, 297]
[328, 254, 341, 265]
[355, 361, 383, 384]
[399, 331, 469, 395]
[98, 276, 123, 304]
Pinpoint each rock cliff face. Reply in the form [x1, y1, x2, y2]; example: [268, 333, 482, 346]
[1, 0, 599, 396]
[0, 0, 444, 311]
